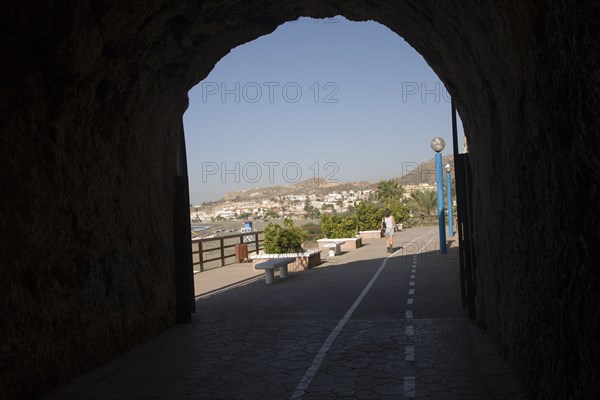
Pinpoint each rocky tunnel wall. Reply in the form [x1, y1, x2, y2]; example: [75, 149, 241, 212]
[1, 1, 598, 399]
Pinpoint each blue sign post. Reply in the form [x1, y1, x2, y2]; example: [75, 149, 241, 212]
[431, 137, 447, 255]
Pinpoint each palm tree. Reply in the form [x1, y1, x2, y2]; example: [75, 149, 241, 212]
[377, 179, 404, 204]
[410, 189, 437, 216]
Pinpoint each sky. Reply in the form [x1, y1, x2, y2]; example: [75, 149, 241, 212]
[183, 16, 463, 204]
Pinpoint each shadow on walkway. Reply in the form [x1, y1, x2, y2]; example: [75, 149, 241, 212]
[41, 229, 523, 400]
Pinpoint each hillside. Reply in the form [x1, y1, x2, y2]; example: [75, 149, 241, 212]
[392, 154, 455, 186]
[221, 178, 377, 202]
[202, 154, 456, 205]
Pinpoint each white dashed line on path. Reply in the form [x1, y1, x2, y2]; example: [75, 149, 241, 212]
[289, 229, 436, 400]
[402, 232, 437, 399]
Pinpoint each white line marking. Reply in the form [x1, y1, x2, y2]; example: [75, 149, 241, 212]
[410, 274, 415, 279]
[290, 229, 435, 400]
[290, 250, 396, 399]
[404, 376, 416, 397]
[409, 281, 415, 286]
[420, 233, 438, 253]
[400, 232, 436, 400]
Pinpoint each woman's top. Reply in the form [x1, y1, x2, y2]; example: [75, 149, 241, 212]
[384, 216, 395, 235]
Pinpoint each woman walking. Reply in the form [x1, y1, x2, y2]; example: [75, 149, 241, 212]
[382, 208, 396, 253]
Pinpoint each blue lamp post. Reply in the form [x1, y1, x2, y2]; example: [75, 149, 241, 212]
[430, 137, 447, 254]
[445, 163, 454, 237]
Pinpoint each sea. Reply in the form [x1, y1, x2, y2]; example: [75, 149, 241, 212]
[191, 225, 212, 233]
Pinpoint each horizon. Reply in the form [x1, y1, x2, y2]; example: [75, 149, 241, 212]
[184, 16, 464, 203]
[194, 153, 450, 205]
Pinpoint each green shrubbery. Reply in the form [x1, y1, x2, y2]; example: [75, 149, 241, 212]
[385, 199, 410, 224]
[264, 218, 307, 253]
[320, 214, 356, 239]
[319, 199, 410, 238]
[354, 201, 384, 230]
[315, 179, 412, 239]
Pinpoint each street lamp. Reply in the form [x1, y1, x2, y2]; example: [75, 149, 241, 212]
[445, 163, 454, 238]
[430, 137, 447, 254]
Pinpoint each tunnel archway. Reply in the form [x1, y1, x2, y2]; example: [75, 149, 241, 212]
[2, 1, 598, 399]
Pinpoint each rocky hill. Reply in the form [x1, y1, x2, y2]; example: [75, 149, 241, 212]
[392, 154, 455, 186]
[205, 154, 456, 205]
[221, 178, 377, 202]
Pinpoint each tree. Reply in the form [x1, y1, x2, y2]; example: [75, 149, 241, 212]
[265, 209, 279, 219]
[264, 218, 306, 253]
[321, 214, 356, 238]
[355, 201, 384, 230]
[237, 212, 251, 220]
[385, 199, 410, 223]
[410, 189, 437, 216]
[376, 179, 408, 223]
[304, 197, 321, 219]
[376, 179, 404, 204]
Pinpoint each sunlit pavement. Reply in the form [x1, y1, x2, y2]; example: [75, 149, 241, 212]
[41, 227, 523, 400]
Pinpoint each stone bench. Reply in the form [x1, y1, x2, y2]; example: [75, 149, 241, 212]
[250, 250, 322, 271]
[317, 237, 362, 252]
[317, 239, 346, 257]
[359, 230, 384, 239]
[253, 257, 296, 284]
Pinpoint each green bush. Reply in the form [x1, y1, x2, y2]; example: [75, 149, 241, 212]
[384, 199, 410, 223]
[354, 201, 384, 230]
[264, 218, 307, 253]
[320, 214, 356, 238]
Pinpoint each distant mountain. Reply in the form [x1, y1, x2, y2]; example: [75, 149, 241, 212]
[392, 154, 454, 186]
[205, 155, 455, 205]
[221, 178, 377, 201]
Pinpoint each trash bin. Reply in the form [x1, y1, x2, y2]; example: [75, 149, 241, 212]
[235, 243, 248, 262]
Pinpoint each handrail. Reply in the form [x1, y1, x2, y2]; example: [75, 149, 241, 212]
[191, 230, 264, 272]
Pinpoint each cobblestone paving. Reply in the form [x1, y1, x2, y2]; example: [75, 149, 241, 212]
[41, 229, 524, 399]
[42, 318, 522, 399]
[302, 319, 523, 400]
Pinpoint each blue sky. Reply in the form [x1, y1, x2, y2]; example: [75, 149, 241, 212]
[184, 16, 463, 204]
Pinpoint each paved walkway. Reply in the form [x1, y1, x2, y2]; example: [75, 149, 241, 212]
[194, 260, 264, 298]
[41, 227, 524, 399]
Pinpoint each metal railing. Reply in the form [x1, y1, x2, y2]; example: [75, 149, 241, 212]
[191, 231, 264, 272]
